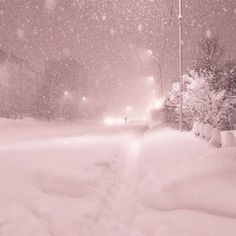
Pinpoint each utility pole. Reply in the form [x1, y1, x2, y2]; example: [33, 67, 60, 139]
[178, 0, 183, 131]
[158, 63, 164, 101]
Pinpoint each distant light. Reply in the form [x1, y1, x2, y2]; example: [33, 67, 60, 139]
[126, 106, 133, 112]
[103, 116, 125, 126]
[147, 76, 155, 84]
[152, 90, 156, 95]
[82, 96, 87, 102]
[64, 91, 69, 96]
[146, 49, 153, 56]
[153, 98, 164, 110]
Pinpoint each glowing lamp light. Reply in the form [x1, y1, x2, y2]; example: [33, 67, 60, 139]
[147, 76, 155, 84]
[153, 98, 164, 110]
[64, 91, 69, 96]
[146, 49, 153, 56]
[103, 116, 125, 126]
[125, 106, 133, 112]
[82, 96, 87, 102]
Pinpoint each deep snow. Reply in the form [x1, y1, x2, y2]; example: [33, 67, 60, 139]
[0, 119, 236, 236]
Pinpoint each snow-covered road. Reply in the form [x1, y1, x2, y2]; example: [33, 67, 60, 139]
[0, 120, 147, 236]
[0, 119, 236, 236]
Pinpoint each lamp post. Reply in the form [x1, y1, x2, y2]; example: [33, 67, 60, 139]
[178, 0, 183, 131]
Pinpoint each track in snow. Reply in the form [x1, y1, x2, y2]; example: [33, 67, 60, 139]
[96, 133, 144, 236]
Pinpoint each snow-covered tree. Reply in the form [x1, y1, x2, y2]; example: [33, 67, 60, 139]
[222, 60, 236, 96]
[195, 37, 223, 75]
[166, 70, 233, 130]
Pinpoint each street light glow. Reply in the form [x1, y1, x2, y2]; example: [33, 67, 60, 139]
[146, 49, 153, 56]
[147, 76, 155, 84]
[82, 96, 87, 102]
[103, 116, 125, 126]
[126, 106, 133, 112]
[153, 98, 164, 110]
[64, 91, 69, 96]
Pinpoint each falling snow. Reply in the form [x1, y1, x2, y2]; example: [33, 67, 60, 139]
[0, 0, 234, 112]
[0, 0, 235, 235]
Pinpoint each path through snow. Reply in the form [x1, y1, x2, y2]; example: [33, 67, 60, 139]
[97, 134, 143, 236]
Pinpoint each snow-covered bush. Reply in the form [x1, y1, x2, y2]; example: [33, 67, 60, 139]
[222, 132, 236, 147]
[166, 70, 232, 130]
[205, 124, 213, 141]
[209, 128, 221, 148]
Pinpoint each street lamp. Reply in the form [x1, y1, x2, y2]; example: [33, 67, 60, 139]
[178, 0, 183, 131]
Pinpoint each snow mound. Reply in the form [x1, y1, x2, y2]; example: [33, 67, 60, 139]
[205, 124, 213, 141]
[136, 128, 236, 235]
[209, 128, 221, 148]
[222, 131, 236, 147]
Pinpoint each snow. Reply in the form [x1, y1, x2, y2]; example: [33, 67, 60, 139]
[200, 123, 205, 139]
[209, 127, 222, 148]
[205, 124, 213, 141]
[0, 119, 236, 235]
[222, 131, 236, 147]
[135, 127, 236, 235]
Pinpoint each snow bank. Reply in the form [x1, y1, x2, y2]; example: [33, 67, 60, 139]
[209, 128, 222, 148]
[205, 124, 213, 141]
[200, 123, 205, 139]
[222, 131, 236, 147]
[135, 128, 236, 235]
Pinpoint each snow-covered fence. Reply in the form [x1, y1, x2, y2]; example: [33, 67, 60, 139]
[209, 128, 222, 148]
[192, 122, 236, 148]
[205, 124, 213, 141]
[222, 131, 236, 147]
[192, 122, 223, 148]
